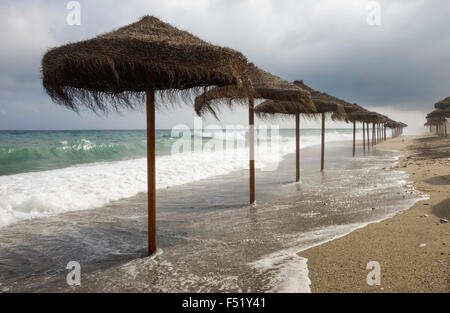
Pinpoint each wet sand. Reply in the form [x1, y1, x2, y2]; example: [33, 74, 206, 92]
[299, 135, 450, 293]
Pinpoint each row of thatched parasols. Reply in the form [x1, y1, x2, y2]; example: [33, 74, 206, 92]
[425, 97, 449, 137]
[41, 16, 408, 255]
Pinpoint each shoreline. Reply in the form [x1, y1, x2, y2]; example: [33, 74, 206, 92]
[298, 135, 450, 293]
[0, 139, 416, 292]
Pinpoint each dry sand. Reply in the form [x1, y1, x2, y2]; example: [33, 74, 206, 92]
[299, 135, 450, 293]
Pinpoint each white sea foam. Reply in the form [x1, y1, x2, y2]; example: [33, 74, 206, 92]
[249, 188, 426, 293]
[0, 131, 354, 227]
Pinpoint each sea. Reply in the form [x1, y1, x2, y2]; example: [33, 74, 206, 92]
[0, 129, 423, 292]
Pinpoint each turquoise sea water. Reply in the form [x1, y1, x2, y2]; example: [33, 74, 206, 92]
[0, 130, 164, 176]
[0, 129, 358, 176]
[0, 128, 364, 228]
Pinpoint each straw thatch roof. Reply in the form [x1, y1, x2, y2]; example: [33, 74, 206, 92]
[194, 63, 314, 117]
[332, 103, 371, 122]
[357, 111, 385, 123]
[292, 80, 347, 119]
[255, 99, 344, 121]
[386, 120, 407, 129]
[42, 16, 251, 112]
[377, 113, 389, 123]
[427, 109, 450, 119]
[385, 119, 400, 128]
[435, 97, 450, 110]
[254, 99, 317, 119]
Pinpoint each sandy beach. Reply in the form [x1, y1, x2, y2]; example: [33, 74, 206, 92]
[299, 135, 450, 292]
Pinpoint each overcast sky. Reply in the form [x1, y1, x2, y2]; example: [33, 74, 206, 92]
[0, 0, 448, 131]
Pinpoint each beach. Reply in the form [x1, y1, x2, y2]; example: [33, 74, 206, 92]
[300, 135, 450, 293]
[0, 130, 421, 292]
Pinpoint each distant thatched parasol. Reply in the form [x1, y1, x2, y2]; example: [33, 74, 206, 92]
[42, 16, 251, 255]
[435, 97, 450, 110]
[194, 63, 314, 117]
[293, 81, 347, 119]
[385, 120, 407, 138]
[292, 80, 350, 170]
[427, 109, 450, 118]
[194, 63, 314, 203]
[254, 96, 317, 182]
[333, 104, 375, 153]
[427, 109, 448, 136]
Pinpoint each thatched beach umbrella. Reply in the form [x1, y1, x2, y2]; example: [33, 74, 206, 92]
[435, 97, 450, 110]
[427, 110, 448, 136]
[425, 116, 443, 135]
[293, 81, 347, 170]
[343, 107, 376, 151]
[376, 114, 389, 143]
[195, 64, 313, 203]
[42, 16, 251, 255]
[384, 118, 396, 138]
[254, 99, 317, 182]
[333, 103, 372, 157]
[195, 63, 314, 117]
[364, 112, 387, 145]
[399, 122, 407, 136]
[356, 112, 379, 147]
[343, 105, 375, 152]
[387, 120, 407, 138]
[426, 116, 442, 135]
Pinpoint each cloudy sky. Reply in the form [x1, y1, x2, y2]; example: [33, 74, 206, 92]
[0, 0, 448, 131]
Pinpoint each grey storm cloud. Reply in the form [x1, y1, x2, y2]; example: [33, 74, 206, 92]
[0, 0, 449, 130]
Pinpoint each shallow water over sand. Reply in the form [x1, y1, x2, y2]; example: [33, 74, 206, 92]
[0, 142, 422, 292]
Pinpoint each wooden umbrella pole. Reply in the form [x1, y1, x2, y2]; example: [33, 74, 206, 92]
[373, 123, 378, 145]
[375, 123, 377, 144]
[372, 122, 375, 147]
[249, 95, 255, 204]
[363, 122, 366, 151]
[295, 113, 300, 182]
[380, 124, 382, 142]
[352, 120, 356, 157]
[367, 122, 370, 150]
[445, 119, 447, 137]
[376, 123, 378, 144]
[374, 123, 377, 145]
[321, 112, 325, 171]
[381, 124, 383, 141]
[378, 123, 380, 143]
[146, 89, 157, 256]
[376, 124, 378, 144]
